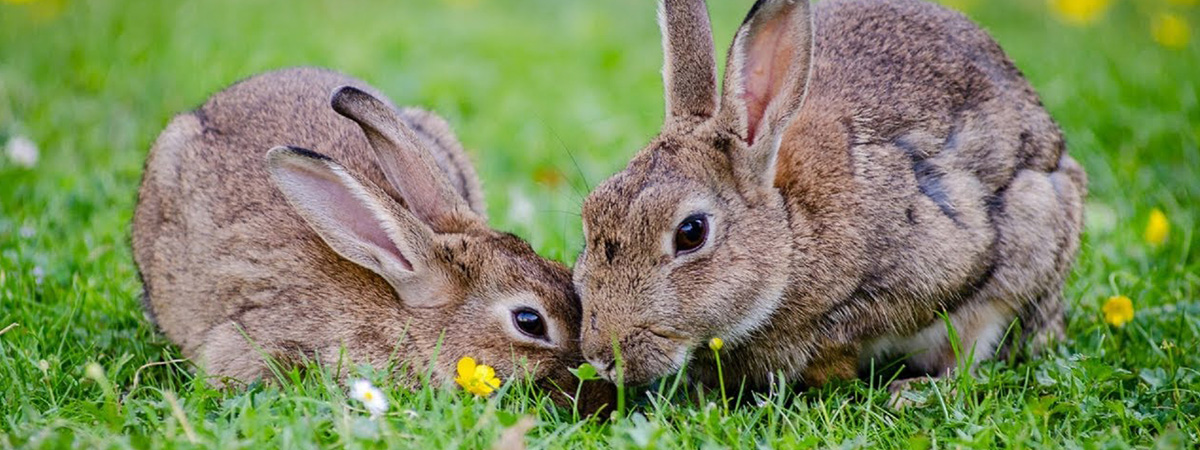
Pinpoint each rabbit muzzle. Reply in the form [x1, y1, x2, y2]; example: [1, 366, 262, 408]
[582, 322, 693, 386]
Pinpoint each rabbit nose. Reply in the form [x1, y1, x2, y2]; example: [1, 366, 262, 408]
[582, 338, 617, 380]
[586, 356, 617, 380]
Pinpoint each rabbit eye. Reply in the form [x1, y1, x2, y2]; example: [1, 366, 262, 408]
[674, 214, 708, 255]
[513, 308, 547, 339]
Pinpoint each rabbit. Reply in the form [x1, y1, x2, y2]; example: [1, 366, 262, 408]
[133, 67, 613, 409]
[573, 0, 1086, 390]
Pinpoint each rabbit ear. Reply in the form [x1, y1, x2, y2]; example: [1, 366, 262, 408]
[718, 0, 814, 188]
[331, 86, 481, 234]
[267, 146, 447, 308]
[659, 0, 720, 123]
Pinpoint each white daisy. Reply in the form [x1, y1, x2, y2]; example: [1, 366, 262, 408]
[349, 379, 388, 418]
[6, 135, 39, 168]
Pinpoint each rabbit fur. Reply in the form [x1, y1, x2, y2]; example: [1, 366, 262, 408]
[574, 0, 1086, 389]
[133, 67, 611, 408]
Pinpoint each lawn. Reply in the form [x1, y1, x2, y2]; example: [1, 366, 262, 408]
[1, 0, 1197, 447]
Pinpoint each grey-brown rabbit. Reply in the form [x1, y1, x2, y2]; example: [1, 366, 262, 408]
[133, 67, 612, 408]
[574, 0, 1086, 390]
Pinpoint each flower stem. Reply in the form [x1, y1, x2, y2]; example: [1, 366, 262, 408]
[714, 347, 727, 413]
[612, 337, 625, 418]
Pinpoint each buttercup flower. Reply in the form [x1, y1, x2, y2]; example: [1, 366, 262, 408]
[455, 357, 501, 397]
[1152, 13, 1190, 49]
[1050, 0, 1112, 26]
[1102, 295, 1135, 327]
[708, 337, 724, 352]
[1144, 208, 1170, 246]
[350, 379, 388, 417]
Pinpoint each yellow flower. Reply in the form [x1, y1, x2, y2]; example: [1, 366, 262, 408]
[708, 337, 724, 352]
[1152, 13, 1191, 49]
[1102, 295, 1135, 327]
[455, 357, 501, 397]
[1050, 0, 1112, 26]
[1144, 208, 1170, 245]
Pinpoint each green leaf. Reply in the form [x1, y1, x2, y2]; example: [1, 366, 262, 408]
[570, 363, 599, 382]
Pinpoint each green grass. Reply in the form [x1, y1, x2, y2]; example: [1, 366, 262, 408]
[1, 0, 1197, 447]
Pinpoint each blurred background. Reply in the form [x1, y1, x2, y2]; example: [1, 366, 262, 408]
[0, 0, 1195, 263]
[0, 0, 1196, 446]
[1, 0, 1197, 326]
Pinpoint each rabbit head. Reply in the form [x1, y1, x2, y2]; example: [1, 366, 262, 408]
[575, 0, 814, 385]
[266, 86, 605, 405]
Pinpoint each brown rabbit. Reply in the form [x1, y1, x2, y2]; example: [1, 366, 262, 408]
[575, 0, 1086, 390]
[133, 67, 611, 408]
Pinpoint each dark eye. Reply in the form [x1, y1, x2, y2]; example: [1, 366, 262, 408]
[674, 214, 708, 255]
[513, 308, 547, 339]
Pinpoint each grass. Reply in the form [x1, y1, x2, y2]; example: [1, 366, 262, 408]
[0, 0, 1197, 447]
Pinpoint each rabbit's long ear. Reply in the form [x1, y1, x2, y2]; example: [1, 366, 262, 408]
[718, 0, 814, 189]
[660, 0, 720, 124]
[267, 146, 447, 308]
[331, 86, 481, 234]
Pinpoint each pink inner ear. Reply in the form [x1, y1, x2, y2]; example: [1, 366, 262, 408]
[740, 6, 798, 144]
[293, 164, 414, 272]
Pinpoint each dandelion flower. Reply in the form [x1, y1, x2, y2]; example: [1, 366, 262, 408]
[708, 337, 724, 352]
[1049, 0, 1112, 26]
[350, 379, 388, 417]
[1152, 13, 1190, 49]
[1102, 295, 1134, 327]
[455, 357, 501, 397]
[1144, 208, 1170, 246]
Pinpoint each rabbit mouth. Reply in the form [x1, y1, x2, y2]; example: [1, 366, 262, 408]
[593, 333, 693, 386]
